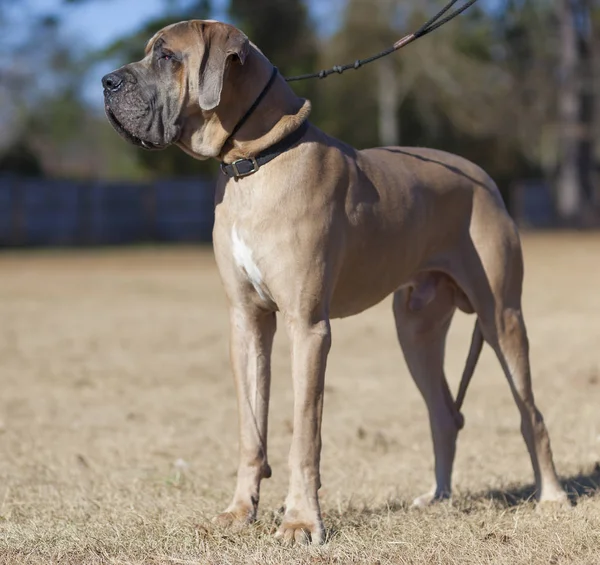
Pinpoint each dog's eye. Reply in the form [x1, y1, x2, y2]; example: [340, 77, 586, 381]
[159, 52, 175, 62]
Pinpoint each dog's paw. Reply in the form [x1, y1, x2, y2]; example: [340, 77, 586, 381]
[411, 490, 451, 508]
[212, 505, 256, 529]
[536, 488, 571, 512]
[275, 510, 324, 546]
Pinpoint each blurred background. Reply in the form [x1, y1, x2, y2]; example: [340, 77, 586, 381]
[0, 0, 599, 247]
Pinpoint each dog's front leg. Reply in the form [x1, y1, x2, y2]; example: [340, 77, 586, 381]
[276, 317, 331, 545]
[213, 307, 276, 528]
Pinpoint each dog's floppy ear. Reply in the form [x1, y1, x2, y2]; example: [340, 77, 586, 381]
[197, 22, 249, 111]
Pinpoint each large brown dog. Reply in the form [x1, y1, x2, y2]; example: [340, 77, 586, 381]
[102, 20, 567, 544]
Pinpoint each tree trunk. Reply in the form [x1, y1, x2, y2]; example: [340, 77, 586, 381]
[578, 0, 597, 224]
[375, 0, 399, 146]
[556, 0, 582, 225]
[591, 2, 600, 212]
[377, 55, 399, 146]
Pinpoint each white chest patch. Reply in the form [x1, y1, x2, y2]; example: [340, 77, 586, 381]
[231, 226, 272, 303]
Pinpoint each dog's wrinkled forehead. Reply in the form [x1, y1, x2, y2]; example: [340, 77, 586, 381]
[144, 21, 197, 55]
[144, 20, 239, 57]
[140, 19, 250, 112]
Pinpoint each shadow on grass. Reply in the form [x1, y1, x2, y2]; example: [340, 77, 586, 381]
[481, 462, 600, 508]
[242, 465, 600, 542]
[322, 463, 600, 527]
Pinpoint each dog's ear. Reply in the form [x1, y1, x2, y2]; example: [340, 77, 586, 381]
[197, 22, 249, 111]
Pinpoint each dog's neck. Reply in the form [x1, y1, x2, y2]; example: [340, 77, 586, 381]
[216, 50, 311, 164]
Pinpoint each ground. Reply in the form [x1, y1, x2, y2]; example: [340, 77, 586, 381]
[1, 232, 600, 564]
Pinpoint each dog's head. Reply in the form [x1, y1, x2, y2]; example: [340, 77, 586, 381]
[102, 20, 250, 157]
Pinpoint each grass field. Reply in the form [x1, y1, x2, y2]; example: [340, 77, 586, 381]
[1, 233, 600, 564]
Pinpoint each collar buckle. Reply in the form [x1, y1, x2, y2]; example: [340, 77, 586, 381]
[221, 157, 260, 179]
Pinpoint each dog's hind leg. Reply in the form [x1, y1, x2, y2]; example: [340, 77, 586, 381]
[476, 300, 566, 503]
[465, 221, 566, 504]
[393, 276, 463, 506]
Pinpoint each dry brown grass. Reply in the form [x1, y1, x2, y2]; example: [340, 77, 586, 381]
[1, 233, 600, 564]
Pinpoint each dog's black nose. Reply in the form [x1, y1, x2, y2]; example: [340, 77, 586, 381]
[102, 72, 123, 92]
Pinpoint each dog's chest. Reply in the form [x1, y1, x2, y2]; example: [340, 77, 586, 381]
[230, 226, 275, 306]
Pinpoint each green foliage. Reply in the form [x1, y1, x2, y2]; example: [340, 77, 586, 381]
[226, 0, 320, 120]
[0, 137, 44, 176]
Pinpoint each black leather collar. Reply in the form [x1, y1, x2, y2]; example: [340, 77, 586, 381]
[220, 119, 309, 179]
[219, 65, 308, 179]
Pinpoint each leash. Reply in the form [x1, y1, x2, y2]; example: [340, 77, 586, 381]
[220, 0, 480, 179]
[285, 0, 480, 82]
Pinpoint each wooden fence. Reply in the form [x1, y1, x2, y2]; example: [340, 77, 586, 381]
[0, 176, 216, 247]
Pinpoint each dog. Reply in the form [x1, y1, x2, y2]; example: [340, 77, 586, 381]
[102, 19, 567, 545]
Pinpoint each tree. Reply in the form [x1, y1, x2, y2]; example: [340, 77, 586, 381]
[592, 2, 600, 210]
[0, 137, 44, 176]
[554, 0, 598, 225]
[227, 0, 319, 104]
[557, 0, 584, 224]
[0, 11, 110, 179]
[316, 0, 522, 207]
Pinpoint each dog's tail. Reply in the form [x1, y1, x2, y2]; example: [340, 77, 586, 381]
[454, 320, 484, 428]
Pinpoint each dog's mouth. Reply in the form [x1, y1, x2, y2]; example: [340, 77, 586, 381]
[104, 104, 166, 151]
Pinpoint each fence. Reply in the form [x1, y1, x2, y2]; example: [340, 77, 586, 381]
[0, 176, 216, 247]
[0, 175, 561, 248]
[510, 179, 556, 229]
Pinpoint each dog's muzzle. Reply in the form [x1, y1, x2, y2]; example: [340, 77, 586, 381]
[102, 70, 172, 151]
